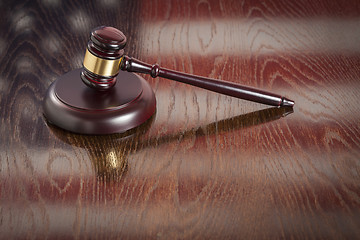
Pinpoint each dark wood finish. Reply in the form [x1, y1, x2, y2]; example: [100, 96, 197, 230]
[121, 55, 294, 106]
[1, 0, 360, 239]
[43, 69, 156, 134]
[82, 26, 126, 90]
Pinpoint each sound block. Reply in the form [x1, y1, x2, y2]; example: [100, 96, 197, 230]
[43, 68, 156, 134]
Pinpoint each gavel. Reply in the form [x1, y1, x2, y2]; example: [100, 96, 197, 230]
[43, 26, 294, 135]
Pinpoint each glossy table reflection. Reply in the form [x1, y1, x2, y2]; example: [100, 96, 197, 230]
[1, 0, 360, 239]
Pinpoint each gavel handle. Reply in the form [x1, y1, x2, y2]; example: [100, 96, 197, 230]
[120, 56, 294, 107]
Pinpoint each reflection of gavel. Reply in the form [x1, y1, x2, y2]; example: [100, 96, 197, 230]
[44, 26, 294, 135]
[49, 106, 293, 180]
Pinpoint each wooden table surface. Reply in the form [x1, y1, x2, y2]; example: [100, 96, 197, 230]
[1, 0, 360, 239]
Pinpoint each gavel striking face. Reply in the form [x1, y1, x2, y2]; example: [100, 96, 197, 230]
[43, 26, 294, 135]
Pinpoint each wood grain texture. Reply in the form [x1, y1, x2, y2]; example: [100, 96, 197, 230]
[1, 0, 360, 239]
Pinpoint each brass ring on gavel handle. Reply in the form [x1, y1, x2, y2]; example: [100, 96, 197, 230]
[83, 49, 122, 77]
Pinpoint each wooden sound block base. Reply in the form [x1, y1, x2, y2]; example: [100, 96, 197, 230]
[43, 68, 156, 134]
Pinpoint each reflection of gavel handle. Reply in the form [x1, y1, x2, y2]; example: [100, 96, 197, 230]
[120, 55, 294, 107]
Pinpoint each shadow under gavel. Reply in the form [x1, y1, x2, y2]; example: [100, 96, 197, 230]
[48, 106, 293, 180]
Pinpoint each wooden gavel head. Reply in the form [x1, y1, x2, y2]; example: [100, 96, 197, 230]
[81, 26, 127, 90]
